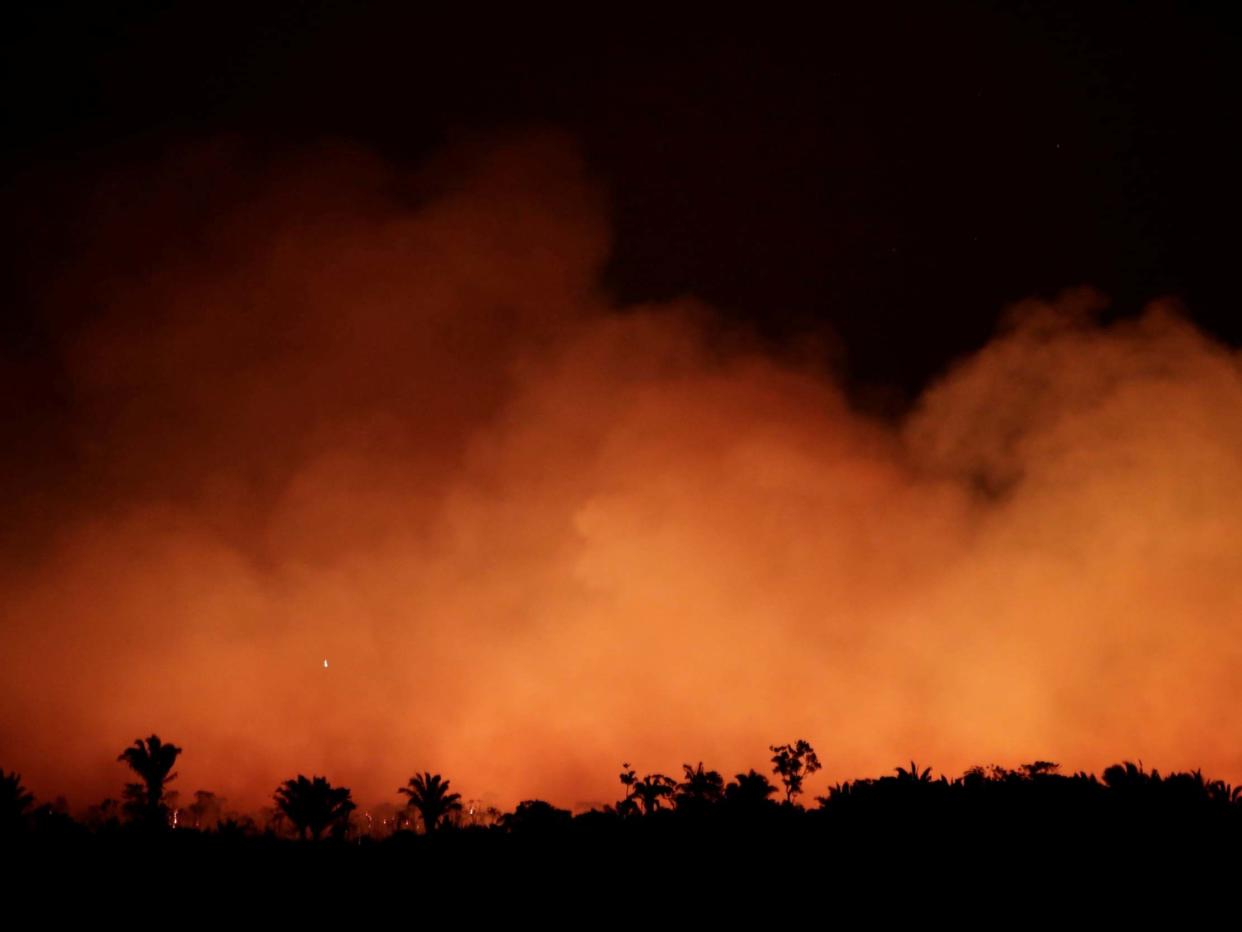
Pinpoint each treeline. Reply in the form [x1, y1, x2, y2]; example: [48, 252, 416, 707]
[4, 734, 1240, 845]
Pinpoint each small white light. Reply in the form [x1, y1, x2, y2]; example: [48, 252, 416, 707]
[323, 659, 329, 669]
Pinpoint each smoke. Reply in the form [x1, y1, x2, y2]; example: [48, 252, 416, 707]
[2, 133, 1240, 812]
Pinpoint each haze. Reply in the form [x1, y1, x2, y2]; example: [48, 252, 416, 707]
[2, 134, 1239, 812]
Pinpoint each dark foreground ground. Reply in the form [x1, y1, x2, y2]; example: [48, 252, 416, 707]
[5, 785, 1240, 917]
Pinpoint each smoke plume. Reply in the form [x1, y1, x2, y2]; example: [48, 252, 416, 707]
[2, 133, 1239, 811]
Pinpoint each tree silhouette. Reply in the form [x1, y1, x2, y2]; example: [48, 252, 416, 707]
[1207, 779, 1241, 806]
[117, 734, 182, 827]
[616, 763, 640, 817]
[675, 762, 724, 812]
[725, 769, 779, 809]
[1103, 760, 1156, 795]
[1020, 761, 1060, 779]
[769, 739, 821, 804]
[1, 770, 35, 833]
[187, 790, 224, 830]
[398, 772, 462, 834]
[630, 773, 676, 815]
[274, 775, 355, 841]
[502, 799, 573, 834]
[895, 761, 934, 784]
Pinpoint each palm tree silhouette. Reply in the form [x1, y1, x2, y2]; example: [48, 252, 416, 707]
[630, 773, 676, 815]
[117, 734, 182, 827]
[1207, 779, 1241, 806]
[274, 775, 356, 840]
[895, 761, 934, 784]
[615, 763, 641, 817]
[1103, 760, 1155, 794]
[398, 772, 462, 834]
[1, 770, 35, 832]
[675, 762, 724, 811]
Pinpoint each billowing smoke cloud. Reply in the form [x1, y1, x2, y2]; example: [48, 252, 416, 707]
[2, 133, 1240, 812]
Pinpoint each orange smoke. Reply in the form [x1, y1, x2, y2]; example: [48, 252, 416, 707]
[2, 133, 1240, 812]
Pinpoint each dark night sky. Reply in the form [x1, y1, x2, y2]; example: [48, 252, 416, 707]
[3, 1, 1239, 403]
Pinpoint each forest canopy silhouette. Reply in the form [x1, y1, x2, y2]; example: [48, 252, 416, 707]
[1, 133, 1241, 815]
[4, 735, 1239, 862]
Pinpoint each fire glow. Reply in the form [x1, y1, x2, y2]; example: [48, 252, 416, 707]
[2, 134, 1240, 813]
